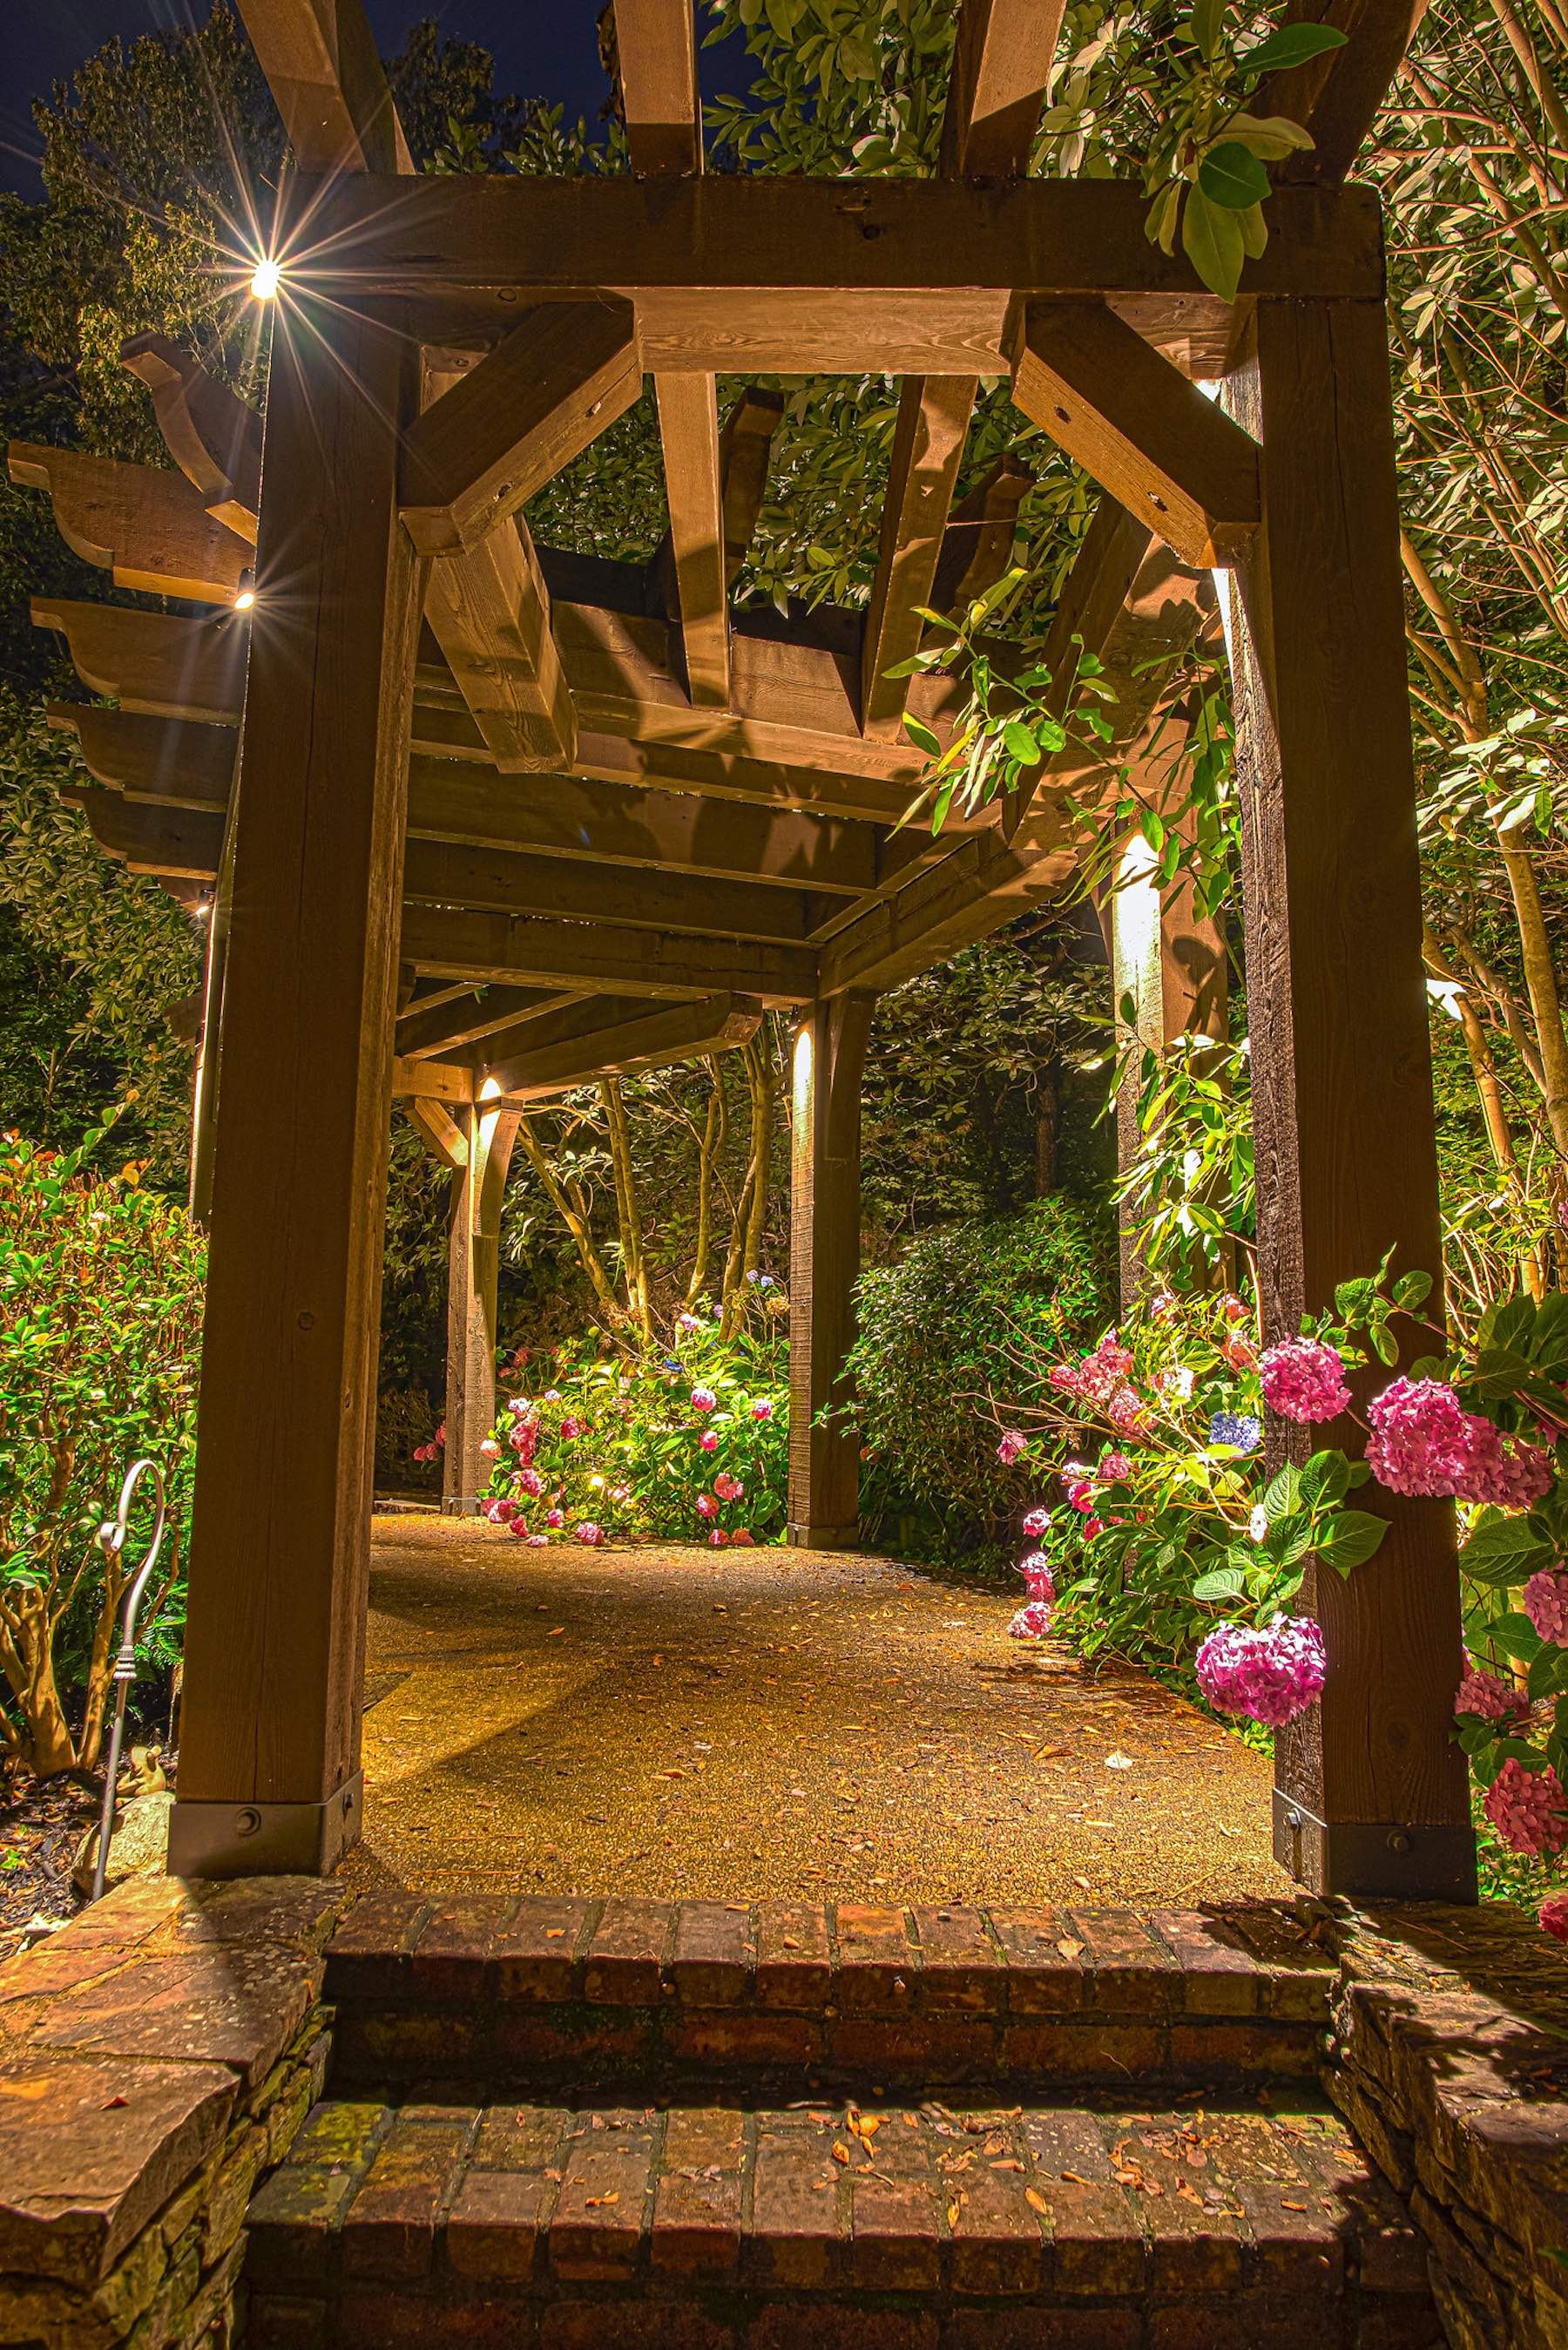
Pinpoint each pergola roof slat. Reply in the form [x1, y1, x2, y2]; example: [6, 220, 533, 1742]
[7, 443, 252, 606]
[940, 0, 1067, 178]
[401, 906, 818, 1004]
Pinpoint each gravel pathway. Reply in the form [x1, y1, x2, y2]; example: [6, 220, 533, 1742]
[345, 1515, 1290, 1906]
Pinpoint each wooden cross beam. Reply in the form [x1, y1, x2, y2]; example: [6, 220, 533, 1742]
[119, 335, 262, 542]
[235, 0, 411, 172]
[1262, 0, 1430, 185]
[929, 450, 1036, 611]
[8, 444, 252, 606]
[941, 0, 1065, 177]
[484, 992, 761, 1100]
[395, 985, 583, 1061]
[422, 516, 577, 772]
[401, 905, 818, 1003]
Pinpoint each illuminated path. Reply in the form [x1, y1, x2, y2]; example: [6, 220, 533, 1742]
[345, 1515, 1287, 1906]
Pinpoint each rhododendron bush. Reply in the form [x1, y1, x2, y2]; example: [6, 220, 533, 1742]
[476, 1313, 787, 1547]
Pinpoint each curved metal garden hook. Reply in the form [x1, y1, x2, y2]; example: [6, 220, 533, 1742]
[90, 1459, 169, 1904]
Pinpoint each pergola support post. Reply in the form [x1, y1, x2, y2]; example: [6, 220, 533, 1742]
[787, 993, 875, 1547]
[168, 311, 422, 1881]
[443, 1104, 520, 1516]
[1223, 300, 1476, 1902]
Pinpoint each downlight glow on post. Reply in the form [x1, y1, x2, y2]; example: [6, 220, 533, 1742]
[233, 570, 256, 613]
[249, 255, 282, 301]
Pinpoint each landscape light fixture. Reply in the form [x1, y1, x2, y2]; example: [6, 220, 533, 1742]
[233, 570, 256, 612]
[249, 255, 282, 301]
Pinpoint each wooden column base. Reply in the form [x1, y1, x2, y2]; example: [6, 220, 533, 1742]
[166, 1774, 362, 1880]
[787, 1520, 861, 1550]
[1273, 1790, 1477, 1902]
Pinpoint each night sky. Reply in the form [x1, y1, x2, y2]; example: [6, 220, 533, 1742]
[2, 0, 742, 197]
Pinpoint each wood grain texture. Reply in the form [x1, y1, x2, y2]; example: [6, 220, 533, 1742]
[236, 0, 412, 173]
[8, 443, 252, 604]
[119, 333, 262, 540]
[609, 0, 701, 176]
[395, 985, 577, 1060]
[401, 301, 641, 555]
[1263, 0, 1430, 184]
[1222, 299, 1472, 1892]
[401, 904, 817, 1004]
[655, 374, 729, 706]
[486, 992, 760, 1100]
[861, 375, 977, 737]
[940, 0, 1066, 176]
[1011, 301, 1260, 567]
[787, 995, 876, 1544]
[423, 519, 576, 770]
[442, 1105, 520, 1514]
[177, 312, 422, 1824]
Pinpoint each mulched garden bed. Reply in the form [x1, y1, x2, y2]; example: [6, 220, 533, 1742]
[0, 1771, 98, 1957]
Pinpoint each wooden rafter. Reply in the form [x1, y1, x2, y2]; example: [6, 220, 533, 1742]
[484, 993, 760, 1100]
[1010, 301, 1261, 569]
[1264, 0, 1430, 185]
[422, 516, 577, 771]
[940, 0, 1066, 177]
[119, 335, 262, 543]
[929, 450, 1035, 612]
[861, 377, 977, 740]
[405, 1096, 469, 1170]
[8, 444, 252, 606]
[234, 0, 412, 173]
[395, 985, 582, 1061]
[401, 907, 817, 1005]
[603, 0, 701, 175]
[401, 302, 642, 556]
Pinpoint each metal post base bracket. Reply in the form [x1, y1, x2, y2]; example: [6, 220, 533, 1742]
[166, 1774, 363, 1880]
[1274, 1789, 1477, 1902]
[787, 1521, 861, 1550]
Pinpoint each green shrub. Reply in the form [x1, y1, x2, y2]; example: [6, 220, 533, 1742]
[478, 1302, 789, 1548]
[0, 1122, 202, 1775]
[846, 1196, 1114, 1559]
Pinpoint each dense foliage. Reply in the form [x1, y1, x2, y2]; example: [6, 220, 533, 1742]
[0, 1125, 202, 1775]
[846, 1195, 1114, 1557]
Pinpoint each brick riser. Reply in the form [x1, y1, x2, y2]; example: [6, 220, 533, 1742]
[244, 2092, 1443, 2350]
[323, 1893, 1340, 2096]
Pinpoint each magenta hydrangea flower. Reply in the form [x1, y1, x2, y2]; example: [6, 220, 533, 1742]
[1458, 1420, 1555, 1511]
[1524, 1568, 1568, 1647]
[1018, 1551, 1054, 1601]
[1008, 1598, 1053, 1641]
[752, 1398, 774, 1421]
[713, 1471, 744, 1501]
[1455, 1660, 1529, 1723]
[1365, 1378, 1471, 1496]
[699, 1429, 719, 1452]
[484, 1498, 515, 1524]
[559, 1416, 584, 1441]
[574, 1520, 605, 1547]
[1022, 1505, 1051, 1539]
[1195, 1615, 1327, 1728]
[1484, 1757, 1568, 1856]
[696, 1493, 717, 1519]
[1098, 1452, 1133, 1482]
[516, 1467, 544, 1499]
[708, 1527, 729, 1547]
[1106, 1386, 1152, 1436]
[479, 1437, 501, 1459]
[997, 1429, 1027, 1466]
[524, 1534, 549, 1547]
[545, 1507, 564, 1529]
[1259, 1338, 1352, 1424]
[508, 1516, 531, 1541]
[731, 1528, 754, 1547]
[1539, 1893, 1568, 1945]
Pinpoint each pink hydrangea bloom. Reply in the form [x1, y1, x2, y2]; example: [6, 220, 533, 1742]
[699, 1429, 719, 1452]
[1221, 1294, 1248, 1324]
[516, 1467, 544, 1499]
[559, 1416, 583, 1441]
[1524, 1568, 1568, 1647]
[1458, 1420, 1555, 1511]
[479, 1438, 501, 1459]
[1484, 1757, 1568, 1855]
[1260, 1338, 1352, 1424]
[1455, 1660, 1529, 1722]
[1539, 1893, 1568, 1944]
[508, 1516, 531, 1540]
[730, 1528, 754, 1547]
[412, 1442, 436, 1464]
[713, 1471, 744, 1501]
[1222, 1334, 1255, 1371]
[678, 1312, 703, 1331]
[1022, 1506, 1051, 1539]
[574, 1520, 605, 1547]
[1195, 1615, 1328, 1728]
[997, 1429, 1027, 1466]
[545, 1507, 564, 1529]
[691, 1385, 718, 1412]
[524, 1534, 549, 1547]
[1009, 1599, 1053, 1641]
[484, 1498, 515, 1524]
[696, 1493, 717, 1519]
[1106, 1386, 1152, 1436]
[1098, 1453, 1133, 1482]
[1366, 1378, 1471, 1496]
[1051, 1332, 1135, 1406]
[1018, 1551, 1054, 1601]
[751, 1398, 774, 1421]
[708, 1528, 729, 1547]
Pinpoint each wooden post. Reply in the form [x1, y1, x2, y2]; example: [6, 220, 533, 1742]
[1109, 809, 1228, 1312]
[168, 305, 423, 1879]
[1222, 300, 1476, 1901]
[787, 994, 875, 1547]
[443, 1103, 520, 1516]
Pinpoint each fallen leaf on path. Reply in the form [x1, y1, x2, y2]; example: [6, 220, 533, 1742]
[1024, 2188, 1050, 2217]
[1105, 1751, 1134, 1769]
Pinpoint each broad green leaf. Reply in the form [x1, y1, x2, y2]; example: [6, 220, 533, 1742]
[1199, 140, 1272, 211]
[1188, 0, 1227, 64]
[1301, 1450, 1351, 1509]
[1263, 1463, 1301, 1519]
[1180, 183, 1247, 301]
[1315, 1509, 1389, 1575]
[1242, 22, 1349, 76]
[1002, 720, 1042, 765]
[1460, 1509, 1554, 1585]
[1193, 1566, 1247, 1601]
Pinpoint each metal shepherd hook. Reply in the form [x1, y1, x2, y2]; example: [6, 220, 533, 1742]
[90, 1459, 169, 1904]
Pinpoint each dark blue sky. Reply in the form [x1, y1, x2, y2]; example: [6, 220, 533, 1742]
[3, 0, 727, 195]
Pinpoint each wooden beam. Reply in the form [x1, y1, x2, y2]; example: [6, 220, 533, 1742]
[423, 518, 576, 770]
[1010, 301, 1261, 568]
[34, 599, 246, 724]
[940, 0, 1065, 176]
[1221, 299, 1472, 1900]
[48, 703, 236, 809]
[400, 301, 641, 556]
[168, 304, 422, 1881]
[62, 786, 224, 880]
[119, 335, 262, 542]
[861, 376, 977, 739]
[401, 837, 827, 943]
[1263, 0, 1430, 185]
[655, 375, 729, 706]
[235, 0, 412, 173]
[391, 1056, 475, 1102]
[485, 992, 760, 1099]
[395, 985, 579, 1060]
[309, 174, 1388, 368]
[787, 994, 876, 1546]
[718, 389, 785, 585]
[605, 0, 701, 175]
[929, 450, 1035, 612]
[406, 1094, 469, 1172]
[8, 443, 252, 605]
[401, 904, 817, 1003]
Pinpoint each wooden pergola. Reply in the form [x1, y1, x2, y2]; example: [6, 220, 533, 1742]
[11, 0, 1472, 1904]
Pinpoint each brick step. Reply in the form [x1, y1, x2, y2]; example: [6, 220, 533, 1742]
[243, 2088, 1442, 2348]
[323, 1895, 1339, 2095]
